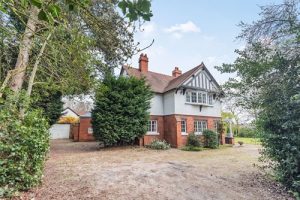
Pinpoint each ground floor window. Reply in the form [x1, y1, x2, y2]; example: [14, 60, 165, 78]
[194, 120, 207, 134]
[147, 120, 157, 133]
[213, 120, 220, 133]
[181, 120, 187, 134]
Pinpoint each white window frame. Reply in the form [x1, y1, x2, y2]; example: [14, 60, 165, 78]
[147, 120, 159, 135]
[185, 91, 212, 106]
[186, 92, 191, 102]
[191, 92, 197, 103]
[194, 120, 208, 135]
[88, 127, 93, 135]
[181, 120, 187, 135]
[208, 95, 213, 105]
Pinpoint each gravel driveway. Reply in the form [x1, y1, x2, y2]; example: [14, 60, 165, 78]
[19, 140, 293, 200]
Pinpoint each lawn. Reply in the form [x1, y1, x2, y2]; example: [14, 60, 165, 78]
[19, 140, 292, 200]
[235, 137, 261, 145]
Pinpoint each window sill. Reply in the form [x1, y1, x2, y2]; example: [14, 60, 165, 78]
[185, 102, 213, 107]
[181, 132, 188, 136]
[195, 132, 203, 136]
[146, 132, 160, 136]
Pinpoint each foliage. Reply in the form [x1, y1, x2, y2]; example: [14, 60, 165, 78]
[58, 116, 79, 124]
[0, 94, 50, 197]
[146, 139, 170, 150]
[216, 0, 300, 194]
[92, 75, 152, 146]
[31, 87, 64, 125]
[181, 146, 203, 152]
[203, 130, 219, 149]
[186, 133, 202, 147]
[238, 127, 258, 138]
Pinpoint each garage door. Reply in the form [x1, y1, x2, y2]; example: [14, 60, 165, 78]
[50, 124, 71, 139]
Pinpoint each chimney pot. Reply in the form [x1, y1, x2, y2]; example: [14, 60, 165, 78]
[172, 67, 182, 77]
[139, 53, 148, 72]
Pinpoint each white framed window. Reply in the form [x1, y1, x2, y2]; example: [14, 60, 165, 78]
[194, 120, 207, 135]
[147, 120, 158, 133]
[181, 120, 187, 134]
[208, 95, 213, 105]
[214, 120, 219, 132]
[202, 93, 207, 104]
[186, 92, 191, 102]
[191, 92, 197, 103]
[185, 91, 211, 105]
[197, 92, 202, 103]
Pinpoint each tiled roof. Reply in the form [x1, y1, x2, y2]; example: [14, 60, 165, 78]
[122, 64, 205, 93]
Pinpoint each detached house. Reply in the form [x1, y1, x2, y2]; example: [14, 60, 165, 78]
[120, 54, 223, 147]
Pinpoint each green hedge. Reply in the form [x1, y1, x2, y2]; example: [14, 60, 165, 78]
[0, 97, 50, 197]
[186, 133, 202, 147]
[203, 130, 219, 149]
[92, 75, 152, 146]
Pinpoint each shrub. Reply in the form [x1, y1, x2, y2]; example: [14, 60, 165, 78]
[203, 130, 219, 149]
[0, 95, 50, 197]
[58, 116, 79, 124]
[238, 127, 258, 138]
[147, 139, 170, 150]
[92, 75, 152, 146]
[186, 133, 201, 147]
[181, 146, 203, 151]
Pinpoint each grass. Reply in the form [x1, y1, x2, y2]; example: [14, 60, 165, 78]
[235, 137, 261, 145]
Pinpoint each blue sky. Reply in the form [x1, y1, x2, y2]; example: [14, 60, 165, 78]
[126, 0, 282, 84]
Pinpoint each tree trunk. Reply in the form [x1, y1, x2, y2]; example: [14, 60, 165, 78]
[10, 6, 39, 92]
[26, 32, 52, 97]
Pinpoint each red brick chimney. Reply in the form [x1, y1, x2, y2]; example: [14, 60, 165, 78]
[172, 67, 182, 77]
[139, 53, 148, 73]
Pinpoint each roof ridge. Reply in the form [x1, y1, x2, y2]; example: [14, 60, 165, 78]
[126, 66, 174, 78]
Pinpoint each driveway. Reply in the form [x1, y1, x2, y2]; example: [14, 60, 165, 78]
[20, 140, 292, 200]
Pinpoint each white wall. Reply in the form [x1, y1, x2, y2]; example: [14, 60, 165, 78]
[163, 91, 175, 115]
[150, 94, 164, 115]
[174, 92, 221, 117]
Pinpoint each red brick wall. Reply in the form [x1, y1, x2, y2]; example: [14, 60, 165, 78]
[163, 115, 178, 147]
[78, 117, 95, 142]
[143, 115, 164, 146]
[164, 114, 221, 148]
[71, 123, 79, 141]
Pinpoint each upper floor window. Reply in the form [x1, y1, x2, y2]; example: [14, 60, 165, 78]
[194, 120, 207, 134]
[147, 120, 157, 133]
[191, 92, 197, 103]
[186, 91, 213, 105]
[208, 95, 213, 105]
[186, 92, 191, 102]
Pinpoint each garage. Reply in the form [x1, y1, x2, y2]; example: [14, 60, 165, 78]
[50, 124, 71, 139]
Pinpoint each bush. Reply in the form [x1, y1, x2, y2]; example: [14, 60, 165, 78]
[238, 127, 258, 138]
[58, 116, 79, 124]
[203, 130, 219, 149]
[186, 133, 201, 147]
[147, 139, 170, 150]
[181, 146, 203, 151]
[92, 75, 152, 146]
[0, 95, 50, 197]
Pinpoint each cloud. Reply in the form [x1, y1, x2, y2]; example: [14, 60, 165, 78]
[164, 21, 200, 38]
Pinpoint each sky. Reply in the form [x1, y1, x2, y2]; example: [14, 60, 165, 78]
[125, 0, 282, 84]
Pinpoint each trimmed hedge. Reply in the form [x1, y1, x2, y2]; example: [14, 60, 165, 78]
[203, 130, 219, 149]
[92, 75, 152, 146]
[0, 97, 50, 197]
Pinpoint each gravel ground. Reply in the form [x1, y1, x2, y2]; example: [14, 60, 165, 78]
[17, 140, 293, 200]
